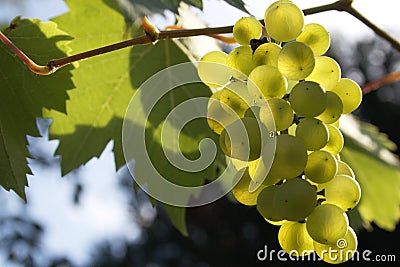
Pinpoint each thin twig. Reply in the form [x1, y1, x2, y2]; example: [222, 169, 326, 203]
[362, 72, 400, 94]
[1, 0, 399, 75]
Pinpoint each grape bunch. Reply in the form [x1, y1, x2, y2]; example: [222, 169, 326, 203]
[198, 0, 362, 264]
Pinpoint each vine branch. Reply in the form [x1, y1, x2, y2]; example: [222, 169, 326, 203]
[0, 0, 399, 75]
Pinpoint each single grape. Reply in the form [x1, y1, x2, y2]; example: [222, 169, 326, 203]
[198, 51, 230, 88]
[260, 98, 294, 131]
[314, 227, 358, 264]
[232, 167, 267, 206]
[295, 118, 329, 151]
[233, 16, 263, 45]
[268, 134, 308, 179]
[324, 174, 361, 211]
[274, 178, 317, 221]
[322, 125, 344, 155]
[252, 43, 281, 67]
[306, 56, 341, 91]
[289, 81, 327, 117]
[278, 221, 314, 256]
[207, 90, 238, 134]
[257, 185, 284, 221]
[316, 91, 343, 124]
[306, 203, 349, 244]
[220, 117, 263, 161]
[331, 78, 362, 114]
[247, 65, 287, 101]
[304, 150, 338, 184]
[278, 42, 315, 80]
[227, 45, 254, 80]
[264, 1, 304, 42]
[296, 23, 330, 56]
[337, 160, 355, 179]
[220, 81, 251, 117]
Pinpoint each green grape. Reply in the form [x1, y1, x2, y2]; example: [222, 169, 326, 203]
[306, 56, 341, 91]
[268, 134, 308, 179]
[314, 227, 358, 264]
[306, 203, 349, 244]
[278, 42, 315, 80]
[233, 16, 263, 45]
[278, 221, 314, 256]
[260, 98, 293, 131]
[252, 43, 281, 67]
[289, 81, 327, 117]
[244, 105, 261, 119]
[324, 174, 361, 211]
[198, 51, 230, 88]
[337, 160, 355, 179]
[296, 23, 330, 56]
[232, 167, 266, 206]
[248, 157, 281, 187]
[274, 178, 317, 221]
[207, 90, 238, 134]
[305, 150, 338, 184]
[221, 117, 263, 161]
[331, 78, 362, 114]
[264, 1, 304, 42]
[231, 157, 248, 171]
[220, 81, 251, 117]
[322, 125, 344, 155]
[247, 65, 287, 101]
[265, 218, 287, 226]
[227, 45, 254, 80]
[295, 118, 329, 151]
[257, 185, 284, 221]
[316, 91, 343, 124]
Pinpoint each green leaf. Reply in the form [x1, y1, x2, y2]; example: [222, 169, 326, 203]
[0, 17, 74, 200]
[223, 0, 248, 13]
[163, 203, 189, 236]
[340, 115, 400, 231]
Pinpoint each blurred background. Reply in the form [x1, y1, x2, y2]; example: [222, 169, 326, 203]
[0, 0, 399, 266]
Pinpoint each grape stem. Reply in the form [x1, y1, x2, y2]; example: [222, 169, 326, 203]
[0, 0, 399, 75]
[361, 72, 400, 94]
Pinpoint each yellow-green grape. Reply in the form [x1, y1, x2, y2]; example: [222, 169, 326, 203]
[265, 218, 287, 226]
[233, 16, 263, 45]
[232, 167, 266, 206]
[248, 157, 281, 186]
[295, 118, 329, 151]
[252, 43, 281, 67]
[305, 150, 338, 184]
[207, 90, 234, 134]
[306, 56, 341, 91]
[278, 221, 314, 256]
[289, 81, 327, 117]
[198, 51, 230, 88]
[316, 91, 343, 124]
[227, 45, 254, 80]
[296, 23, 330, 56]
[324, 174, 361, 211]
[322, 125, 344, 155]
[274, 178, 317, 221]
[278, 42, 315, 80]
[260, 98, 294, 131]
[268, 134, 308, 179]
[331, 78, 362, 114]
[221, 117, 263, 161]
[247, 65, 287, 101]
[306, 203, 349, 244]
[257, 185, 284, 221]
[314, 227, 358, 264]
[244, 105, 261, 119]
[220, 81, 251, 117]
[264, 1, 304, 42]
[337, 161, 355, 179]
[219, 128, 231, 156]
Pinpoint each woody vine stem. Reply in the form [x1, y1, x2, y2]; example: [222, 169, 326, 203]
[0, 0, 399, 92]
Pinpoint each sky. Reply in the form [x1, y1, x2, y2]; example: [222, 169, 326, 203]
[0, 0, 399, 265]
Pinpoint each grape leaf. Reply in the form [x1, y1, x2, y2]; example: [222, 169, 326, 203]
[340, 115, 400, 231]
[223, 0, 248, 13]
[44, 0, 224, 234]
[0, 17, 74, 200]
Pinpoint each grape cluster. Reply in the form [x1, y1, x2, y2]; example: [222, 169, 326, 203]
[198, 0, 362, 264]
